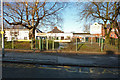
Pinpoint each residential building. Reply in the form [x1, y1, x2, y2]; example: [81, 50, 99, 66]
[47, 27, 73, 40]
[35, 27, 73, 42]
[5, 29, 29, 41]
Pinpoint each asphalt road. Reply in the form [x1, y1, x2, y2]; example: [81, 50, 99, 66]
[2, 62, 120, 78]
[3, 51, 120, 67]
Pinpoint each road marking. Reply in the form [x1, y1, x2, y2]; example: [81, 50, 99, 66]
[2, 63, 120, 75]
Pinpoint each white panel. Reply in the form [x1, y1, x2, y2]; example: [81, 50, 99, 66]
[90, 22, 102, 34]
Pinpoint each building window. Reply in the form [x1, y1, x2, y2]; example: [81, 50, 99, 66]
[24, 37, 27, 40]
[57, 37, 59, 40]
[61, 36, 64, 40]
[67, 36, 70, 40]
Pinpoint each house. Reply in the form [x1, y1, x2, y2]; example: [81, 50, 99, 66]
[35, 27, 73, 42]
[73, 33, 98, 42]
[5, 26, 42, 41]
[5, 29, 30, 41]
[47, 27, 73, 41]
[102, 23, 120, 39]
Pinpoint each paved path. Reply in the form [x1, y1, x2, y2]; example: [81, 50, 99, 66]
[2, 51, 120, 68]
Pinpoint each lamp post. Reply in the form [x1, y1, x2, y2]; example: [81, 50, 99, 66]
[1, 0, 4, 57]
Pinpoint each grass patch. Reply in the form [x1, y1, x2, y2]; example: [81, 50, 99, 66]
[60, 42, 118, 52]
[5, 39, 59, 50]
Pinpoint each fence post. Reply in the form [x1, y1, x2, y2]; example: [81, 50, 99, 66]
[39, 37, 41, 50]
[42, 37, 44, 50]
[35, 37, 38, 49]
[101, 37, 103, 52]
[46, 37, 48, 50]
[12, 38, 14, 49]
[52, 38, 54, 50]
[76, 38, 77, 51]
[99, 36, 100, 46]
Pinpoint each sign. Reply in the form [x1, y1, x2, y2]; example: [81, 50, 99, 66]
[1, 31, 4, 34]
[36, 33, 47, 36]
[90, 22, 102, 34]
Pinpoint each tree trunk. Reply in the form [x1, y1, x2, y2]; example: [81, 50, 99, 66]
[31, 28, 36, 49]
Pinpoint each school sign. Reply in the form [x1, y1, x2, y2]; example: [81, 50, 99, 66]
[90, 22, 102, 34]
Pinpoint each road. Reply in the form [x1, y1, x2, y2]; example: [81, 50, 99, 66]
[3, 51, 120, 67]
[2, 62, 120, 78]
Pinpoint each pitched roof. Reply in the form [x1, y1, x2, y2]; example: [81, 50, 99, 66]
[47, 27, 64, 33]
[36, 28, 42, 33]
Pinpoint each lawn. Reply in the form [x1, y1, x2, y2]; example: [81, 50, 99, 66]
[4, 40, 59, 50]
[59, 42, 118, 52]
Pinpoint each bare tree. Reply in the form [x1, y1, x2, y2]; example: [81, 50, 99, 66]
[77, 2, 120, 51]
[3, 1, 66, 48]
[82, 23, 90, 33]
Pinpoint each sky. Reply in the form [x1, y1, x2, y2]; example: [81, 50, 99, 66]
[40, 2, 86, 33]
[62, 3, 83, 33]
[1, 2, 103, 33]
[40, 2, 96, 33]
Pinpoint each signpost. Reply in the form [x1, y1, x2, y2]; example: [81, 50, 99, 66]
[90, 22, 102, 34]
[1, 0, 4, 57]
[90, 22, 103, 51]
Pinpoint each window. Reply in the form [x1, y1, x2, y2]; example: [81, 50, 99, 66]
[61, 36, 64, 40]
[67, 36, 70, 40]
[24, 37, 27, 40]
[57, 37, 59, 40]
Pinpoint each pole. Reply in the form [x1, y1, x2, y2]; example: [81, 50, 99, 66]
[39, 37, 41, 50]
[46, 37, 48, 50]
[99, 36, 100, 46]
[76, 38, 77, 51]
[42, 37, 44, 50]
[35, 37, 38, 49]
[101, 37, 103, 52]
[52, 38, 54, 50]
[91, 37, 93, 44]
[84, 37, 85, 42]
[1, 0, 4, 57]
[12, 38, 14, 49]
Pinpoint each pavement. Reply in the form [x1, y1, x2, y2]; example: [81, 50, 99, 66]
[1, 50, 120, 68]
